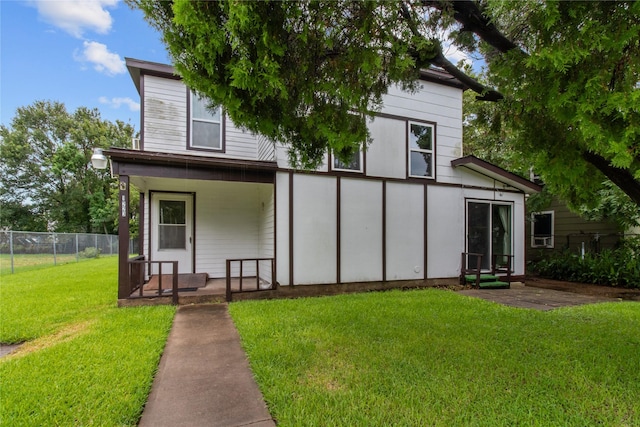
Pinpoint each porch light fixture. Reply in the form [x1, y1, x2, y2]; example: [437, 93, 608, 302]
[91, 148, 108, 170]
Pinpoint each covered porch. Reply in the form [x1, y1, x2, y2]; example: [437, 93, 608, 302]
[106, 148, 278, 305]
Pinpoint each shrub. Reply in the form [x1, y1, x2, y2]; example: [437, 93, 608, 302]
[530, 236, 640, 288]
[79, 247, 101, 259]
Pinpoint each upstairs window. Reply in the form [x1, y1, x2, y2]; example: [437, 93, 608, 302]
[408, 122, 434, 178]
[190, 92, 223, 151]
[332, 150, 363, 172]
[531, 211, 554, 248]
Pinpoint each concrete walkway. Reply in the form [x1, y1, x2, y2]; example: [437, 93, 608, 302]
[459, 282, 618, 310]
[138, 304, 275, 427]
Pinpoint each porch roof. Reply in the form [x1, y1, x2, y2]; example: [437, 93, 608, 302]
[105, 148, 277, 184]
[451, 155, 542, 194]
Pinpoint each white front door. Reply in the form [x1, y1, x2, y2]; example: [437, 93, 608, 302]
[150, 193, 193, 274]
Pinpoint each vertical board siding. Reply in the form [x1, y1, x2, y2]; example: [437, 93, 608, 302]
[426, 185, 465, 278]
[293, 174, 337, 285]
[275, 172, 290, 286]
[385, 182, 425, 280]
[366, 117, 407, 179]
[340, 179, 383, 282]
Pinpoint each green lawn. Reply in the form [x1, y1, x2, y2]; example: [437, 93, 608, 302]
[0, 253, 115, 276]
[229, 290, 640, 426]
[0, 258, 176, 426]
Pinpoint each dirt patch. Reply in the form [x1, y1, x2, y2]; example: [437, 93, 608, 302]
[525, 277, 640, 301]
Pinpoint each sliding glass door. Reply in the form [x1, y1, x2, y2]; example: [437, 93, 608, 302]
[467, 201, 512, 270]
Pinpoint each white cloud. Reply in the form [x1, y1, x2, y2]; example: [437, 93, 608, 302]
[76, 41, 125, 75]
[34, 0, 118, 38]
[442, 41, 473, 68]
[99, 96, 140, 112]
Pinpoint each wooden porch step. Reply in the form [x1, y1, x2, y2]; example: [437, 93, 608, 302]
[478, 281, 510, 289]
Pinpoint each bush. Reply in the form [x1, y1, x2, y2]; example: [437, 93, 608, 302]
[78, 247, 101, 259]
[530, 236, 640, 288]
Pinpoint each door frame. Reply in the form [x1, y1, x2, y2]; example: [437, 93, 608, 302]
[465, 198, 514, 271]
[149, 190, 196, 274]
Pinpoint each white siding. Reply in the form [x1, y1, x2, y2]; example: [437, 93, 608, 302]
[258, 184, 275, 282]
[375, 83, 463, 183]
[340, 179, 383, 282]
[366, 117, 407, 179]
[196, 181, 264, 278]
[143, 76, 187, 153]
[385, 182, 425, 280]
[427, 186, 465, 278]
[292, 174, 337, 285]
[275, 172, 290, 285]
[142, 75, 259, 160]
[427, 184, 526, 278]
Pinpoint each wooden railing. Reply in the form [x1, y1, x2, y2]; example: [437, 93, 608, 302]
[226, 258, 275, 302]
[491, 254, 513, 283]
[128, 257, 179, 304]
[460, 252, 513, 287]
[460, 252, 484, 287]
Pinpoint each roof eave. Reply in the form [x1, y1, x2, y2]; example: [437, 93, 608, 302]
[451, 155, 542, 194]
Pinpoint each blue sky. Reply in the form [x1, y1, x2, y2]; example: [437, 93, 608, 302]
[1, 0, 170, 131]
[1, 1, 474, 132]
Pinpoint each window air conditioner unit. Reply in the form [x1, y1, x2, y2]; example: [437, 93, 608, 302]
[533, 237, 551, 247]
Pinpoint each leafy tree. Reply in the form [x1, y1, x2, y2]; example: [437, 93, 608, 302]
[0, 101, 135, 233]
[129, 0, 640, 208]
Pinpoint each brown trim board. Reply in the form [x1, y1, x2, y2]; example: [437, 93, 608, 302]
[452, 155, 542, 194]
[382, 180, 387, 282]
[424, 183, 428, 280]
[289, 171, 294, 287]
[118, 175, 130, 299]
[336, 177, 341, 284]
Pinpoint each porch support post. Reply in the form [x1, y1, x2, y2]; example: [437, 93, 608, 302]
[118, 175, 130, 299]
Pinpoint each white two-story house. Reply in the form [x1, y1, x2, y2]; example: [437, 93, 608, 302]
[107, 58, 540, 303]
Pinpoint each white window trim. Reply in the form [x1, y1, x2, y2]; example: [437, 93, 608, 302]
[189, 91, 223, 151]
[408, 121, 435, 179]
[531, 211, 555, 248]
[332, 150, 363, 173]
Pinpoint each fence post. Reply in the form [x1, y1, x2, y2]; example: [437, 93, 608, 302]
[9, 231, 14, 274]
[52, 233, 57, 266]
[75, 233, 79, 262]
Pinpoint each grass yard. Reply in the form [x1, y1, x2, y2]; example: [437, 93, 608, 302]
[0, 258, 176, 426]
[0, 253, 114, 276]
[230, 290, 640, 426]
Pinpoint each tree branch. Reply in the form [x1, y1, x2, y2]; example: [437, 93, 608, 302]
[446, 1, 522, 54]
[399, 1, 503, 101]
[431, 51, 503, 101]
[582, 151, 640, 205]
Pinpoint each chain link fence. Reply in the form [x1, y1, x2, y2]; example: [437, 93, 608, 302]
[529, 232, 639, 262]
[0, 231, 118, 274]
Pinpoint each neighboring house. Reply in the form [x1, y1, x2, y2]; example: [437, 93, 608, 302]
[107, 58, 541, 301]
[528, 197, 623, 262]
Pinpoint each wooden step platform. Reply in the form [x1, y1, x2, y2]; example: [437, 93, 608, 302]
[464, 274, 510, 289]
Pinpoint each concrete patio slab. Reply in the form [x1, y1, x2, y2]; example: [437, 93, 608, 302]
[459, 282, 619, 310]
